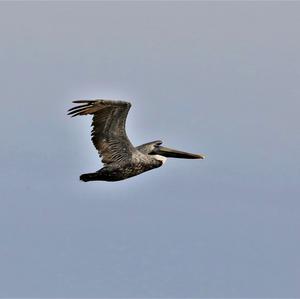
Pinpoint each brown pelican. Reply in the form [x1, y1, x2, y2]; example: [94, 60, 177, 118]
[68, 100, 205, 182]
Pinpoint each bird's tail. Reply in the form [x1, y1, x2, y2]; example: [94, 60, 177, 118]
[80, 172, 101, 182]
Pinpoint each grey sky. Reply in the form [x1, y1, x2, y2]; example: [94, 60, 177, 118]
[0, 1, 299, 297]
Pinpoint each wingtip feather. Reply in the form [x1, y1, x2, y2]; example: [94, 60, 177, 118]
[68, 99, 132, 118]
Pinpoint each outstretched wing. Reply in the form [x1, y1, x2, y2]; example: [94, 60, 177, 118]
[68, 99, 136, 165]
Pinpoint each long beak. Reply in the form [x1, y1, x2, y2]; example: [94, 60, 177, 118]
[154, 146, 205, 159]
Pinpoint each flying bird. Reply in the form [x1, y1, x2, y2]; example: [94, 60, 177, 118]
[68, 100, 205, 182]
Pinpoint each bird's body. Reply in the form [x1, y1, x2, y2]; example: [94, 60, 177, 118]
[68, 100, 204, 182]
[80, 147, 163, 182]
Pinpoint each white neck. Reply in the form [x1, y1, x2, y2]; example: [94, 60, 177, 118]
[153, 155, 167, 164]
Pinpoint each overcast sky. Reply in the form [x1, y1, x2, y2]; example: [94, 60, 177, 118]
[0, 2, 299, 298]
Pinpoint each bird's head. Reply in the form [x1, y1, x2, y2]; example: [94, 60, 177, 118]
[149, 143, 205, 160]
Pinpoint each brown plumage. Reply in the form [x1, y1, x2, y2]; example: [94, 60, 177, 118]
[68, 99, 205, 182]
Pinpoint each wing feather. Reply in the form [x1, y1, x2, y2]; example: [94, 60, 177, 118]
[68, 99, 136, 165]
